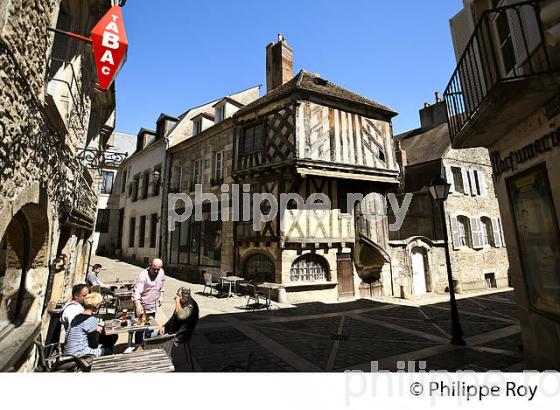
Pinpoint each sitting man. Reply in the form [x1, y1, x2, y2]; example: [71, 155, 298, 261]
[64, 292, 117, 357]
[61, 284, 90, 331]
[158, 287, 199, 343]
[86, 264, 106, 288]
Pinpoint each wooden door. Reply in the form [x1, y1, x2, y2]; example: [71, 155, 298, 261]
[411, 249, 427, 295]
[337, 253, 354, 298]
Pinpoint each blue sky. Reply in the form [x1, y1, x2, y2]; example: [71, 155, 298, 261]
[115, 0, 462, 136]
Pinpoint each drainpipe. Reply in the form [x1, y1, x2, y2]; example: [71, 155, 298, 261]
[158, 136, 171, 260]
[86, 238, 94, 278]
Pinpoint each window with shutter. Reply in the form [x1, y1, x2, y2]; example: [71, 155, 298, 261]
[481, 217, 494, 246]
[457, 215, 472, 248]
[461, 168, 471, 195]
[469, 169, 480, 196]
[451, 167, 464, 194]
[471, 217, 483, 249]
[478, 170, 488, 196]
[450, 215, 461, 250]
[491, 217, 503, 247]
[498, 218, 505, 247]
[445, 166, 456, 193]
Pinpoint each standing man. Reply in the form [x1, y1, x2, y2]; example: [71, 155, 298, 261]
[61, 284, 90, 331]
[133, 258, 165, 344]
[86, 264, 106, 287]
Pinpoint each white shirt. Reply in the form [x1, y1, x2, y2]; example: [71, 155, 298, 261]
[61, 301, 84, 330]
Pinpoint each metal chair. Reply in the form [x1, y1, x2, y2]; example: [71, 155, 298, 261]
[142, 333, 175, 355]
[237, 273, 257, 296]
[203, 272, 220, 296]
[34, 339, 93, 372]
[245, 283, 270, 310]
[256, 284, 272, 310]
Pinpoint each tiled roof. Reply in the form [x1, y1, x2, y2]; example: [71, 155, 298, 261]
[235, 70, 397, 116]
[395, 123, 451, 165]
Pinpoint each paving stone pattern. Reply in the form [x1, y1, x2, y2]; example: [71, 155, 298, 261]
[91, 256, 527, 372]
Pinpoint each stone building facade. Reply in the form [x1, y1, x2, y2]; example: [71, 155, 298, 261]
[392, 97, 509, 298]
[110, 87, 260, 268]
[91, 130, 135, 257]
[0, 0, 117, 371]
[115, 124, 169, 266]
[162, 87, 260, 279]
[446, 0, 560, 369]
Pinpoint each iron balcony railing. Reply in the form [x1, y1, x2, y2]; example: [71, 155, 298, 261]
[444, 1, 555, 141]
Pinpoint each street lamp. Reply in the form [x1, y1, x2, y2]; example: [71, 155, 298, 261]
[428, 175, 466, 345]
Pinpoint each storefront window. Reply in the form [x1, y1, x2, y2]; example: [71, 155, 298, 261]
[508, 164, 560, 318]
[200, 218, 221, 267]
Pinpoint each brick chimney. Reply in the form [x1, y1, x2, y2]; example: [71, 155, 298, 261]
[395, 140, 407, 169]
[266, 34, 293, 93]
[419, 91, 448, 131]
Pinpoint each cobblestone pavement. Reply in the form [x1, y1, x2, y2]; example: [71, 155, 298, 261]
[91, 256, 526, 372]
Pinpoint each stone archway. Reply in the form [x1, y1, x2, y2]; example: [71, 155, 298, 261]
[405, 238, 434, 295]
[410, 247, 429, 295]
[0, 203, 49, 328]
[289, 254, 330, 282]
[242, 253, 275, 283]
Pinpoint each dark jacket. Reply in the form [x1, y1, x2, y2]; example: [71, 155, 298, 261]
[164, 299, 199, 343]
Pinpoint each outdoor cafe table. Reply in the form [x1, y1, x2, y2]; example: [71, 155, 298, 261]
[220, 276, 244, 297]
[91, 348, 174, 372]
[257, 282, 282, 309]
[103, 318, 159, 347]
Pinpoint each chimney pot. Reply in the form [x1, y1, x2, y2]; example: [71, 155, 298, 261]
[435, 91, 442, 103]
[424, 102, 430, 108]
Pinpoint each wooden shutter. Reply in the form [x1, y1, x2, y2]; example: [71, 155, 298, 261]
[445, 166, 455, 193]
[461, 168, 471, 195]
[471, 217, 483, 249]
[498, 218, 506, 247]
[467, 169, 476, 195]
[477, 170, 488, 196]
[450, 215, 461, 250]
[491, 217, 503, 247]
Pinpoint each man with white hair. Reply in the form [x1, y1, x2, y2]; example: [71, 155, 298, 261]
[132, 258, 166, 344]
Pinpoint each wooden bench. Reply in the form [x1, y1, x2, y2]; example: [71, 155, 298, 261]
[91, 348, 174, 372]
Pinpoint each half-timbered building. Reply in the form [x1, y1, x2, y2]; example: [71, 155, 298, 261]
[231, 35, 400, 302]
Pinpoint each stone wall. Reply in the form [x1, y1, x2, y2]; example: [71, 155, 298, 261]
[443, 147, 510, 290]
[166, 126, 235, 276]
[0, 0, 114, 371]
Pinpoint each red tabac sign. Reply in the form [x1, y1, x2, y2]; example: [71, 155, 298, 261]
[91, 5, 128, 90]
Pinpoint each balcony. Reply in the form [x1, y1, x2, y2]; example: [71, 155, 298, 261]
[444, 1, 560, 149]
[280, 209, 355, 245]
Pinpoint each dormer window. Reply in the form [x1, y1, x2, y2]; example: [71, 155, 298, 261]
[212, 97, 244, 123]
[194, 119, 202, 135]
[216, 104, 226, 122]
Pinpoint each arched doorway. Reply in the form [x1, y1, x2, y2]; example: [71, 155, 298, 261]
[242, 253, 275, 283]
[411, 247, 429, 295]
[0, 204, 49, 330]
[290, 254, 329, 282]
